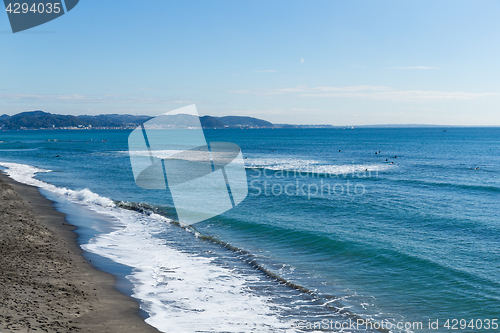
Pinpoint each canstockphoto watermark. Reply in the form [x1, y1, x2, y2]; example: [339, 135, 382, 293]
[249, 168, 379, 180]
[249, 169, 377, 199]
[290, 318, 424, 331]
[128, 105, 248, 226]
[290, 318, 500, 331]
[3, 0, 79, 33]
[250, 179, 366, 199]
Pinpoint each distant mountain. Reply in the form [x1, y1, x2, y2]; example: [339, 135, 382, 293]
[133, 114, 268, 129]
[200, 116, 226, 128]
[217, 116, 273, 128]
[78, 114, 152, 126]
[2, 111, 462, 130]
[0, 111, 275, 130]
[1, 111, 89, 129]
[0, 111, 153, 130]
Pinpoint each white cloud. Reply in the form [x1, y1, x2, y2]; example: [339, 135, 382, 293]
[230, 85, 499, 102]
[0, 93, 195, 105]
[393, 66, 440, 70]
[313, 85, 392, 92]
[230, 86, 309, 96]
[300, 58, 305, 63]
[173, 100, 196, 104]
[0, 93, 89, 102]
[254, 70, 277, 73]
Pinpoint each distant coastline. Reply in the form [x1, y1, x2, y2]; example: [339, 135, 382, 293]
[0, 111, 277, 130]
[1, 111, 498, 130]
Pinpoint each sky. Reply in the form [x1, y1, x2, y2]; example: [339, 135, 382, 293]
[1, 0, 500, 125]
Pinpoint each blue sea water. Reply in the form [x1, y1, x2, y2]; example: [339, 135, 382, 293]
[0, 127, 499, 332]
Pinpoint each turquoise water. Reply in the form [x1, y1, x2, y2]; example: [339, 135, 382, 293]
[1, 128, 499, 332]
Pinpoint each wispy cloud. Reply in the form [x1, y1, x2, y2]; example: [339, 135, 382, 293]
[230, 85, 498, 102]
[254, 70, 277, 73]
[172, 100, 196, 104]
[300, 58, 305, 63]
[0, 93, 194, 105]
[393, 66, 440, 70]
[0, 93, 90, 102]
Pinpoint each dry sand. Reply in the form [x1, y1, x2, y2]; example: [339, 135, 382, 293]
[0, 173, 160, 333]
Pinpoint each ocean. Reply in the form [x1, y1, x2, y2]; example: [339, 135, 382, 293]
[0, 127, 499, 332]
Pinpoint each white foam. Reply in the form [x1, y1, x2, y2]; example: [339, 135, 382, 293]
[125, 149, 183, 160]
[0, 162, 115, 207]
[245, 158, 393, 175]
[83, 210, 290, 332]
[0, 148, 39, 151]
[0, 162, 292, 332]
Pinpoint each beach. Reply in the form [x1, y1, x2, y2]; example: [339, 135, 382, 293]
[0, 172, 159, 333]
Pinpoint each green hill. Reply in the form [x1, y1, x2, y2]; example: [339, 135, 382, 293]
[0, 111, 275, 130]
[0, 111, 152, 130]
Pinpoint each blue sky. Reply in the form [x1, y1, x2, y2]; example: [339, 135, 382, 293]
[1, 0, 500, 125]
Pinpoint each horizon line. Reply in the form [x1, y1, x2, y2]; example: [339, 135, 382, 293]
[1, 110, 500, 127]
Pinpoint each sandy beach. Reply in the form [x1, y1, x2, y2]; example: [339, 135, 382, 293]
[0, 172, 160, 333]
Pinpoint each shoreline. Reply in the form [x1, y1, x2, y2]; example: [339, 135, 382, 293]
[0, 172, 160, 333]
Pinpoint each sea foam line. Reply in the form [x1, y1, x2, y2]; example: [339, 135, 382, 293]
[0, 162, 115, 207]
[245, 158, 394, 176]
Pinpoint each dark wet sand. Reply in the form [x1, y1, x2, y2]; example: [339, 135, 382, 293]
[0, 172, 160, 333]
